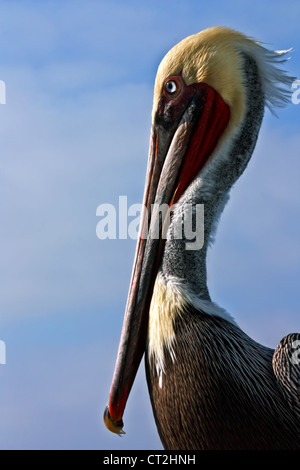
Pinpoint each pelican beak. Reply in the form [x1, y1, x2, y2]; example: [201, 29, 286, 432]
[104, 81, 230, 433]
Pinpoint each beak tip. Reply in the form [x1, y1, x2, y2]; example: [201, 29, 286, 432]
[103, 404, 126, 436]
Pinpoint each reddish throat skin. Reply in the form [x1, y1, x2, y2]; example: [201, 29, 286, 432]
[172, 83, 230, 204]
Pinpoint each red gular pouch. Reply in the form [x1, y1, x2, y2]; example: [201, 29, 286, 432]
[169, 81, 231, 205]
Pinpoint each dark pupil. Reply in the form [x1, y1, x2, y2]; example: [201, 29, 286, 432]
[167, 81, 176, 93]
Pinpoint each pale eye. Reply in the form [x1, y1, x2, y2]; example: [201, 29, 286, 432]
[165, 80, 177, 94]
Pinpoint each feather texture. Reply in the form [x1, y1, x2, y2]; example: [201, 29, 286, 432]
[273, 333, 300, 419]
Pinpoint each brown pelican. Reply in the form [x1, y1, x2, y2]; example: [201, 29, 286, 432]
[104, 26, 300, 450]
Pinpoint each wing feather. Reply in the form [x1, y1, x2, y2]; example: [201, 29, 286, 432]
[273, 333, 300, 419]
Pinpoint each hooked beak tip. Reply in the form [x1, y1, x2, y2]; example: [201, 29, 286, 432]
[103, 405, 126, 436]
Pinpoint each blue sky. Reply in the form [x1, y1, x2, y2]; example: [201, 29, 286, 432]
[0, 0, 299, 450]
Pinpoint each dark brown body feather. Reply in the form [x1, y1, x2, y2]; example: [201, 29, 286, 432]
[145, 308, 300, 450]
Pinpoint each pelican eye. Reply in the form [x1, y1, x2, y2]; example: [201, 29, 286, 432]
[165, 80, 177, 94]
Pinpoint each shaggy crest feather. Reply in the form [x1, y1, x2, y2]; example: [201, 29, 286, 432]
[238, 40, 295, 113]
